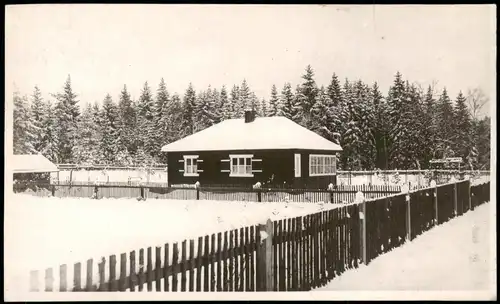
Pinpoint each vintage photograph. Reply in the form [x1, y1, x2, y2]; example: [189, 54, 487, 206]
[4, 4, 496, 301]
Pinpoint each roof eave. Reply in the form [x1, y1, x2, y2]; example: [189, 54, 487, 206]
[13, 169, 59, 173]
[161, 146, 343, 153]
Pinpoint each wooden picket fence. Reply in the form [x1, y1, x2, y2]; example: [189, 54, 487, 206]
[27, 179, 490, 292]
[14, 182, 401, 204]
[363, 179, 490, 264]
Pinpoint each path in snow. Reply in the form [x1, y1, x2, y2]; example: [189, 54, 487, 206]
[316, 202, 496, 292]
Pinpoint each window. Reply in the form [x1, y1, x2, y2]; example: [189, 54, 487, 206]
[184, 155, 199, 176]
[294, 153, 301, 177]
[309, 154, 336, 176]
[230, 154, 253, 177]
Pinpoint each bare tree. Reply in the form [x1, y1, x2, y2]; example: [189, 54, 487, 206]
[466, 88, 489, 121]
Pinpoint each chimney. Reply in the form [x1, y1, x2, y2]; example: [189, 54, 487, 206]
[244, 109, 256, 123]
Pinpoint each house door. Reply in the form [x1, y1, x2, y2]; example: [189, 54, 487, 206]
[294, 153, 301, 177]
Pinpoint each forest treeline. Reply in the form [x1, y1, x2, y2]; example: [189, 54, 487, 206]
[13, 65, 491, 170]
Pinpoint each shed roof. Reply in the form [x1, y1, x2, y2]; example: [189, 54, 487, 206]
[161, 116, 343, 153]
[11, 154, 59, 173]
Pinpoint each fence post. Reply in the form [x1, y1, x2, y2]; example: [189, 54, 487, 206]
[52, 184, 56, 197]
[196, 188, 200, 200]
[403, 184, 411, 242]
[256, 218, 273, 291]
[359, 200, 367, 265]
[330, 190, 334, 204]
[257, 189, 262, 202]
[468, 179, 472, 211]
[453, 182, 458, 217]
[430, 180, 438, 226]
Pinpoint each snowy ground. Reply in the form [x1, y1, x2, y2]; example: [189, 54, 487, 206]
[471, 175, 491, 186]
[4, 194, 339, 294]
[315, 202, 496, 297]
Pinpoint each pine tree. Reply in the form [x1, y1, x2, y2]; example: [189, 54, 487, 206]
[136, 82, 156, 159]
[249, 92, 261, 116]
[220, 85, 231, 121]
[260, 98, 268, 117]
[353, 80, 376, 169]
[73, 103, 103, 165]
[384, 72, 409, 169]
[30, 86, 45, 153]
[168, 93, 184, 142]
[311, 86, 337, 142]
[339, 79, 361, 170]
[180, 83, 196, 137]
[154, 78, 170, 158]
[291, 84, 303, 124]
[118, 85, 137, 156]
[435, 87, 456, 159]
[134, 146, 154, 167]
[370, 82, 389, 169]
[326, 73, 343, 136]
[327, 73, 343, 108]
[13, 92, 37, 154]
[194, 87, 217, 131]
[91, 102, 104, 164]
[53, 75, 80, 163]
[268, 84, 279, 116]
[137, 81, 155, 120]
[99, 94, 121, 164]
[227, 85, 239, 119]
[295, 65, 318, 128]
[403, 83, 427, 169]
[423, 85, 437, 166]
[237, 80, 251, 117]
[92, 102, 101, 125]
[473, 116, 490, 170]
[40, 100, 59, 162]
[453, 91, 472, 160]
[211, 87, 223, 124]
[278, 82, 294, 120]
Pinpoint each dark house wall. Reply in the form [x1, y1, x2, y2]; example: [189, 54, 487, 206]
[166, 149, 339, 189]
[296, 150, 338, 189]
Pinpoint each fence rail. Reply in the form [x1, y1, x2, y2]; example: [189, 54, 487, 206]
[13, 182, 402, 204]
[26, 179, 490, 292]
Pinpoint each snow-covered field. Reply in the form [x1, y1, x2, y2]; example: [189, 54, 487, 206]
[471, 175, 491, 186]
[4, 194, 338, 294]
[315, 202, 496, 297]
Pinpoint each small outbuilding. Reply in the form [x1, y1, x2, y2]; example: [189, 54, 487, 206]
[12, 154, 59, 184]
[161, 111, 343, 189]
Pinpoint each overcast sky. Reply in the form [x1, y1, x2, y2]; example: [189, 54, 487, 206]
[5, 4, 496, 116]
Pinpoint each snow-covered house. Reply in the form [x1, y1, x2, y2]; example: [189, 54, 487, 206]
[161, 110, 343, 189]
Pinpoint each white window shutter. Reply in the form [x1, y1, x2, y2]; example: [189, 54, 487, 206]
[294, 153, 301, 177]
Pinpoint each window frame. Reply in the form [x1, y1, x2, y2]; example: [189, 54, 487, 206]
[183, 155, 199, 177]
[229, 154, 254, 177]
[309, 154, 337, 177]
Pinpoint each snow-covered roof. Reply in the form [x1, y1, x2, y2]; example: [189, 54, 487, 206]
[161, 116, 343, 153]
[11, 154, 59, 173]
